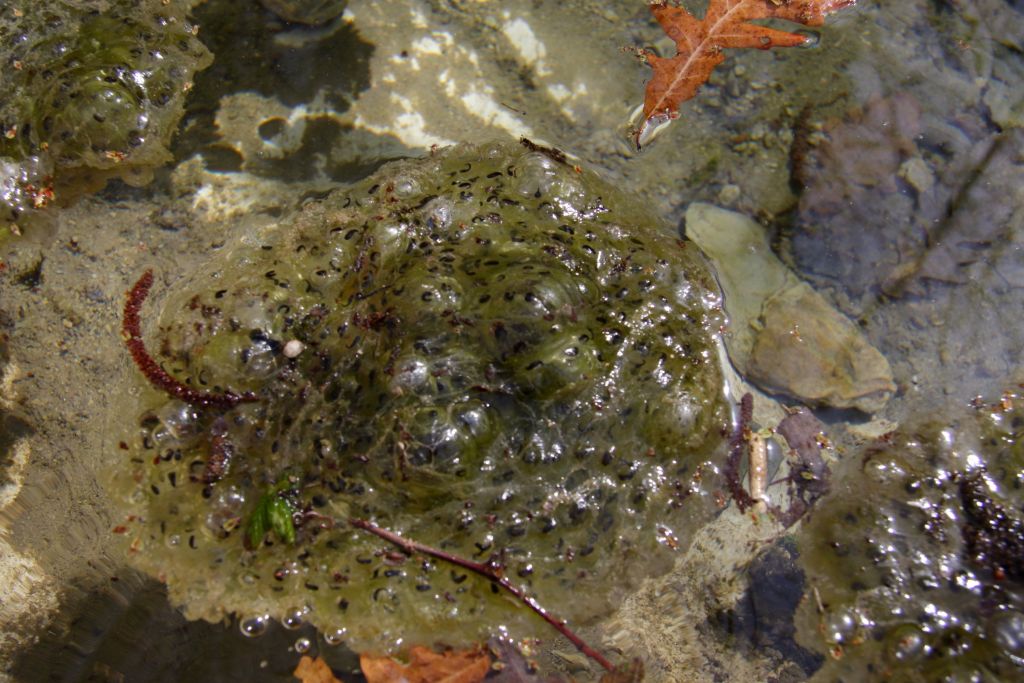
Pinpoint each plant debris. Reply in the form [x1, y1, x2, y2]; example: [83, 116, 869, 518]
[293, 656, 341, 683]
[769, 407, 832, 528]
[349, 517, 616, 671]
[360, 645, 492, 683]
[634, 0, 857, 147]
[122, 270, 258, 409]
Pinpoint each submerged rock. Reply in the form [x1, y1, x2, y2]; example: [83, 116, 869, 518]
[795, 392, 1024, 680]
[105, 141, 731, 654]
[685, 203, 895, 414]
[258, 0, 348, 25]
[0, 0, 211, 225]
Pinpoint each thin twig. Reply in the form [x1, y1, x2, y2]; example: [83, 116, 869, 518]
[348, 517, 616, 672]
[123, 270, 258, 409]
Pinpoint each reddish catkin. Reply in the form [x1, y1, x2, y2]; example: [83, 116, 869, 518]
[122, 270, 258, 409]
[725, 392, 758, 513]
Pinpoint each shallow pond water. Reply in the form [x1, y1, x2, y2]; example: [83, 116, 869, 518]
[1, 1, 1022, 681]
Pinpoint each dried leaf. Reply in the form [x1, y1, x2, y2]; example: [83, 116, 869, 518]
[636, 0, 857, 146]
[294, 656, 342, 683]
[360, 646, 491, 683]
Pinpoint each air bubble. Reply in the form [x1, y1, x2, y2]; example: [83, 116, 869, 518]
[392, 176, 420, 198]
[885, 623, 929, 664]
[823, 608, 862, 644]
[323, 627, 347, 646]
[294, 637, 312, 654]
[239, 614, 270, 638]
[282, 607, 307, 630]
[206, 485, 246, 535]
[151, 401, 201, 446]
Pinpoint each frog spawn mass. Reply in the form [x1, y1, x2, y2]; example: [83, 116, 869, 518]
[0, 0, 211, 223]
[106, 142, 731, 653]
[796, 395, 1024, 680]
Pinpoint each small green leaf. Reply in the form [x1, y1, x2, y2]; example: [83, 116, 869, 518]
[246, 498, 269, 549]
[268, 497, 296, 544]
[245, 479, 298, 549]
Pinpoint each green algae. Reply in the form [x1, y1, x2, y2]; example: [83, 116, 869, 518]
[796, 393, 1024, 681]
[104, 141, 731, 654]
[0, 0, 211, 224]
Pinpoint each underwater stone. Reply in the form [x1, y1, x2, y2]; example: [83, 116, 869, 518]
[685, 202, 895, 414]
[258, 0, 348, 25]
[0, 0, 212, 224]
[105, 141, 731, 653]
[795, 392, 1024, 679]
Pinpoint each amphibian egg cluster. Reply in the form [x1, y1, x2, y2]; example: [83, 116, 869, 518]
[0, 0, 211, 222]
[796, 394, 1024, 680]
[106, 141, 730, 653]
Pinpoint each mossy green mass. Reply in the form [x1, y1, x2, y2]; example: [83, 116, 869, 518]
[105, 141, 730, 653]
[0, 0, 211, 222]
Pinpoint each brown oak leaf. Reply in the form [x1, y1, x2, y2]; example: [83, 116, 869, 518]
[636, 0, 857, 146]
[360, 645, 492, 683]
[294, 655, 342, 683]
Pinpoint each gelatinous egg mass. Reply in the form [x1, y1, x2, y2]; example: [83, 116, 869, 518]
[0, 0, 211, 221]
[797, 394, 1024, 680]
[105, 141, 730, 652]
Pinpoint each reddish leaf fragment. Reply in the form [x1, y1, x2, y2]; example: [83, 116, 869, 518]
[360, 645, 491, 683]
[636, 0, 857, 146]
[293, 655, 341, 683]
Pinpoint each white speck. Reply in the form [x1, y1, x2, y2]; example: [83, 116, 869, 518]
[283, 340, 305, 358]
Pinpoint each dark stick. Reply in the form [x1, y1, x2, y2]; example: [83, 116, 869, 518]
[348, 517, 616, 673]
[123, 270, 258, 409]
[725, 393, 757, 513]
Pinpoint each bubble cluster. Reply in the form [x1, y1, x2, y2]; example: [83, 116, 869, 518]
[105, 141, 730, 653]
[796, 393, 1024, 679]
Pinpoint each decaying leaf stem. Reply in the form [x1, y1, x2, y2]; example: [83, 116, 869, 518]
[122, 270, 258, 409]
[348, 517, 616, 673]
